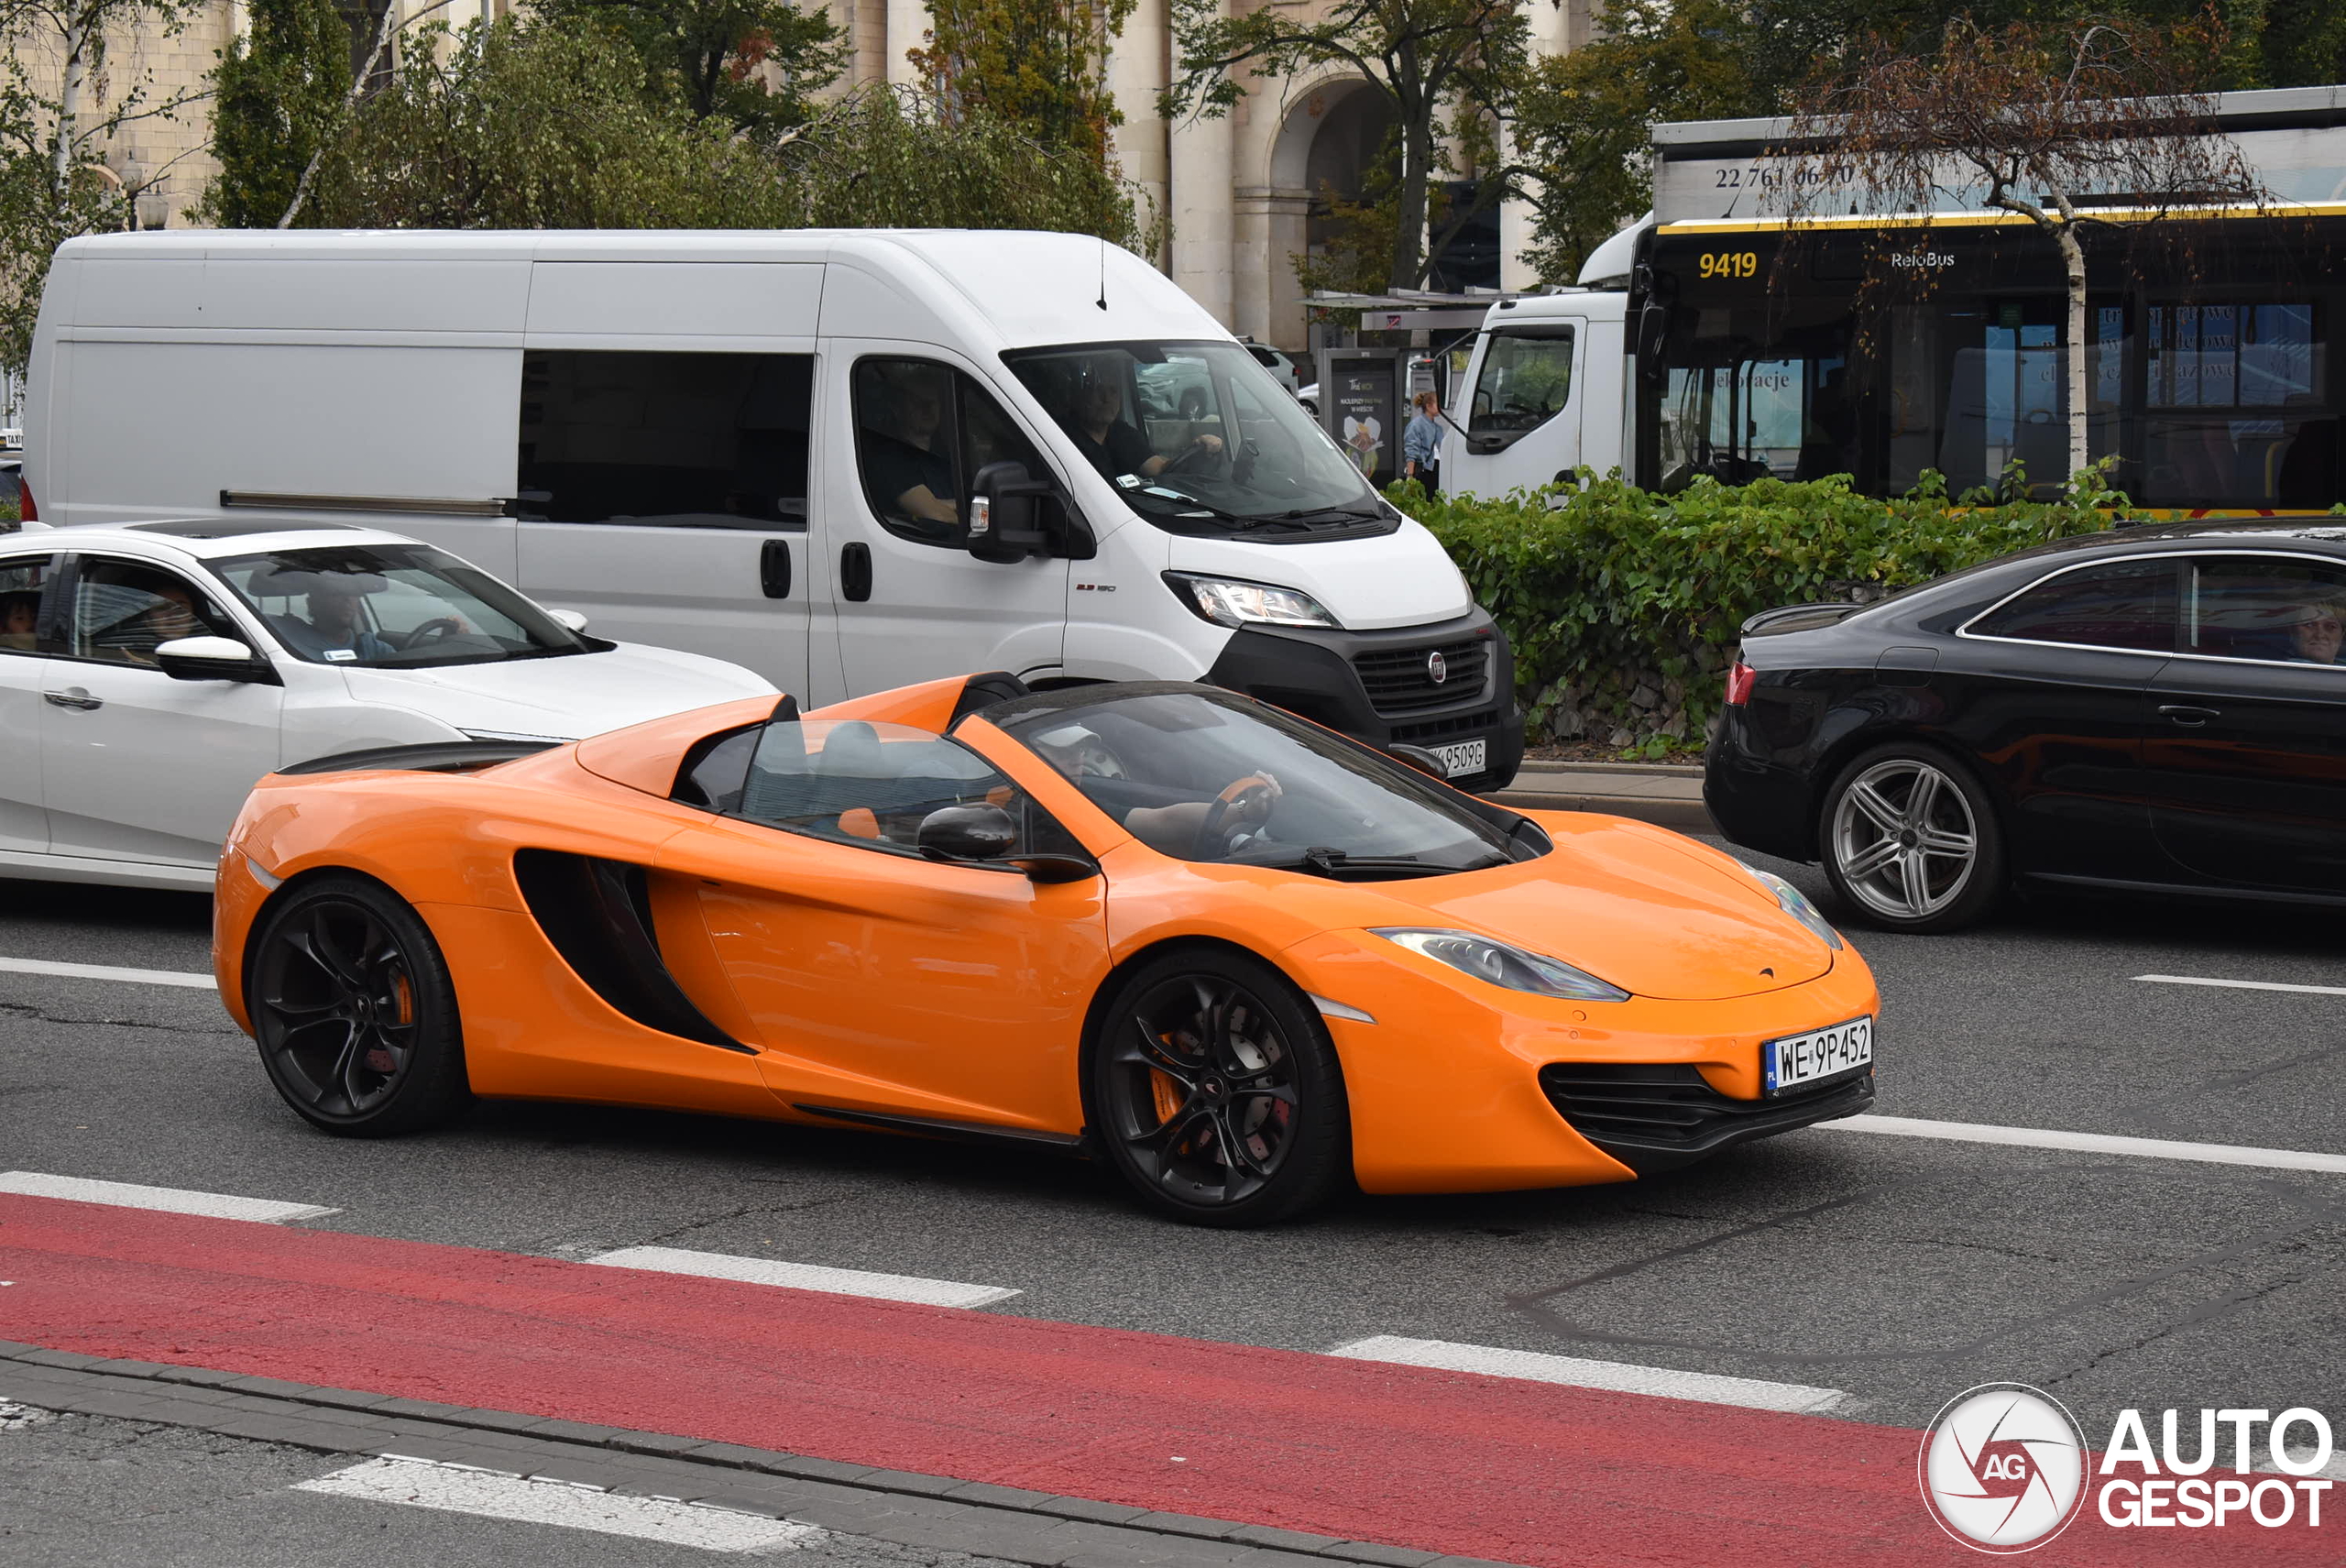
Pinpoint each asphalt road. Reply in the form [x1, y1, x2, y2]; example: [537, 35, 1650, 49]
[5, 852, 2345, 1563]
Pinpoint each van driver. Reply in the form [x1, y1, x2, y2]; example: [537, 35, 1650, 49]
[1069, 365, 1222, 482]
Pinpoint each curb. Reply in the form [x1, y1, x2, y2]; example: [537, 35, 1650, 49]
[0, 1341, 1524, 1568]
[1492, 789, 1713, 834]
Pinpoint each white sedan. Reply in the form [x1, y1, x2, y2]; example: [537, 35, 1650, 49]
[0, 521, 774, 890]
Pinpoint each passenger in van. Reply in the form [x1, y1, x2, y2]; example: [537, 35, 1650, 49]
[0, 589, 36, 650]
[862, 366, 960, 536]
[1069, 364, 1222, 481]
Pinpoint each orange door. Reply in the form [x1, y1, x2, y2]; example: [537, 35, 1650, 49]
[654, 811, 1109, 1137]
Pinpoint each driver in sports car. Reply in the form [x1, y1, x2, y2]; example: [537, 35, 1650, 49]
[1069, 363, 1222, 481]
[1028, 723, 1277, 859]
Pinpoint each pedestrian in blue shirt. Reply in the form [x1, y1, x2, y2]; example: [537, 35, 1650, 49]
[1402, 390, 1443, 491]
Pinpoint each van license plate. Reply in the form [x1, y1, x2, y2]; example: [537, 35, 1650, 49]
[1432, 740, 1485, 778]
[1764, 1016, 1873, 1095]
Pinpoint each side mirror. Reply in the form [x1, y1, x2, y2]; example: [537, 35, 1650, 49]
[1387, 743, 1450, 781]
[968, 460, 1053, 564]
[917, 804, 1018, 862]
[155, 635, 279, 685]
[547, 608, 589, 633]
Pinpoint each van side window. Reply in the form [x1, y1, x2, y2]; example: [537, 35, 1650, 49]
[852, 358, 1047, 548]
[518, 351, 814, 530]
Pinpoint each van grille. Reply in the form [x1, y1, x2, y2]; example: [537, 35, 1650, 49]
[1353, 639, 1488, 716]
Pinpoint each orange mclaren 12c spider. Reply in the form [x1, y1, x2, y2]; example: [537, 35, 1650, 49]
[214, 674, 1881, 1225]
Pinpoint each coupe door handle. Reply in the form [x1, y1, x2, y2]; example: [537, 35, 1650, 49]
[759, 537, 792, 599]
[2159, 704, 2220, 726]
[43, 688, 101, 711]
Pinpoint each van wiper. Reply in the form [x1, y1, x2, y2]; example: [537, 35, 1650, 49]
[1127, 488, 1263, 529]
[1279, 505, 1386, 523]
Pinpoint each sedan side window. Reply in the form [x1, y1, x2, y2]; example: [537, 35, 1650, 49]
[2184, 555, 2346, 667]
[1967, 559, 2179, 653]
[69, 558, 238, 666]
[726, 718, 1082, 860]
[0, 554, 55, 654]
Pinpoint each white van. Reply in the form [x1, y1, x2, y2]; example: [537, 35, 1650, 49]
[26, 230, 1522, 789]
[1440, 289, 1631, 500]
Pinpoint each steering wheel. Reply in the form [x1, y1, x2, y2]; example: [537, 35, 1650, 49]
[404, 617, 465, 647]
[1162, 438, 1224, 477]
[1193, 773, 1279, 859]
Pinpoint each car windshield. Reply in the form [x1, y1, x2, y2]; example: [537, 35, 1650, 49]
[999, 688, 1528, 877]
[211, 543, 589, 669]
[1003, 341, 1384, 532]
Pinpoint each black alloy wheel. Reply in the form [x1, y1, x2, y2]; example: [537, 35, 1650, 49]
[1088, 949, 1349, 1226]
[1818, 741, 2008, 934]
[248, 874, 470, 1136]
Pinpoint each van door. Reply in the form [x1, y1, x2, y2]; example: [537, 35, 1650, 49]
[825, 348, 1071, 696]
[1449, 320, 1584, 497]
[512, 262, 822, 696]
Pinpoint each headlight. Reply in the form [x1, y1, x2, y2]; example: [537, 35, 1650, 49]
[1748, 868, 1844, 949]
[1372, 927, 1628, 1002]
[1164, 573, 1340, 630]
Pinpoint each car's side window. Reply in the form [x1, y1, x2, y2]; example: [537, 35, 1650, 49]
[0, 554, 55, 656]
[850, 358, 1048, 549]
[1967, 559, 2180, 652]
[715, 717, 1081, 860]
[68, 557, 239, 667]
[517, 350, 815, 530]
[2184, 554, 2346, 667]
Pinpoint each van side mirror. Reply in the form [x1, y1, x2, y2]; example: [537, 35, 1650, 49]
[969, 461, 1054, 564]
[154, 635, 280, 685]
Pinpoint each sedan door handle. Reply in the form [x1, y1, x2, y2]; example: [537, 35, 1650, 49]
[2158, 704, 2220, 726]
[43, 688, 101, 711]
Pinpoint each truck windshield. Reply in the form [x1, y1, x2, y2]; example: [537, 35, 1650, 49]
[211, 543, 590, 669]
[1003, 341, 1386, 532]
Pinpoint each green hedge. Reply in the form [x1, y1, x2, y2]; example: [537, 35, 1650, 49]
[1391, 472, 2127, 757]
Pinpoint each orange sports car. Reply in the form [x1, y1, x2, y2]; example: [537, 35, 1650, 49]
[215, 674, 1880, 1225]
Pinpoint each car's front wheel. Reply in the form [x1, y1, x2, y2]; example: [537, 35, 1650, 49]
[248, 873, 471, 1136]
[1818, 743, 2006, 933]
[1087, 949, 1349, 1227]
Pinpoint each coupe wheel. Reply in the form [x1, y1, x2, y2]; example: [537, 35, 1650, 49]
[1088, 950, 1349, 1226]
[1819, 743, 2006, 933]
[248, 874, 470, 1136]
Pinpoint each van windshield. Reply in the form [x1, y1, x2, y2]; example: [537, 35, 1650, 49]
[211, 543, 590, 669]
[1003, 341, 1387, 532]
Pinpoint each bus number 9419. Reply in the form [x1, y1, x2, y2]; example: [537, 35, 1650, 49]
[1698, 251, 1759, 280]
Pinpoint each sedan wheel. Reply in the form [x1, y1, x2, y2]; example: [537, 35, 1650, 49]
[249, 874, 470, 1136]
[1089, 951, 1349, 1226]
[1820, 745, 2005, 933]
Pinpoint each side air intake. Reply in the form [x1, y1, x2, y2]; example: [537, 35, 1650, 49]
[511, 850, 750, 1053]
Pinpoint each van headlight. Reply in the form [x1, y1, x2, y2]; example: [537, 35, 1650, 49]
[1748, 868, 1844, 949]
[1164, 573, 1339, 630]
[1372, 927, 1628, 1002]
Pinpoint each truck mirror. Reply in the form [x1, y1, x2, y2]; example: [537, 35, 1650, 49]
[1636, 302, 1672, 382]
[969, 460, 1053, 564]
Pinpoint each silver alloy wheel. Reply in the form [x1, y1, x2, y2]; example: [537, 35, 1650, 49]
[1830, 757, 1979, 921]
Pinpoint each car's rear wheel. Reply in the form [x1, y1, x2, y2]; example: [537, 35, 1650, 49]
[1088, 950, 1349, 1227]
[1818, 743, 2006, 933]
[248, 874, 470, 1136]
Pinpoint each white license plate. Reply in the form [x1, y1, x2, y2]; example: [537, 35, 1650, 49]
[1763, 1015, 1873, 1095]
[1431, 739, 1485, 778]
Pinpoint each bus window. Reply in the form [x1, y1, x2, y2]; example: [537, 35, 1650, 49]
[2142, 302, 2326, 507]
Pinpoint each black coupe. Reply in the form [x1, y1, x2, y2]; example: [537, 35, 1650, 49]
[1705, 521, 2346, 932]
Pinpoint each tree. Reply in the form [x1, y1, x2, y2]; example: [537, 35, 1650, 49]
[1770, 16, 2270, 484]
[530, 0, 846, 136]
[201, 0, 353, 228]
[1163, 0, 1530, 292]
[0, 0, 210, 368]
[910, 0, 1135, 172]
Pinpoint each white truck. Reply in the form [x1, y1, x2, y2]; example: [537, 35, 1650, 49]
[25, 229, 1524, 788]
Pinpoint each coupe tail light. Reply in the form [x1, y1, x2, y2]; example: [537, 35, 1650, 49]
[16, 478, 33, 524]
[1725, 660, 1757, 707]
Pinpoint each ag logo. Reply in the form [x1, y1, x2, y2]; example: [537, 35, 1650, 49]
[1918, 1383, 2088, 1553]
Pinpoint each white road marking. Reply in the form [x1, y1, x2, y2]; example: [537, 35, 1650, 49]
[0, 955, 215, 989]
[1325, 1335, 1847, 1415]
[1822, 1116, 2346, 1175]
[0, 1171, 339, 1223]
[2136, 973, 2346, 998]
[297, 1456, 823, 1552]
[582, 1245, 1020, 1309]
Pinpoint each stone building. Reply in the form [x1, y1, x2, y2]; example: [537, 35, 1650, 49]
[39, 0, 1591, 350]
